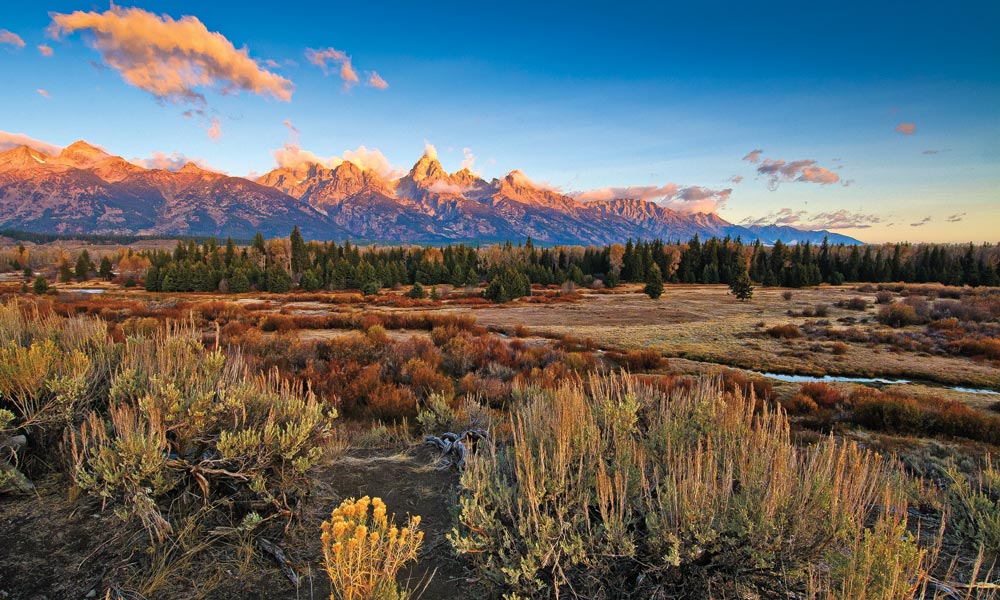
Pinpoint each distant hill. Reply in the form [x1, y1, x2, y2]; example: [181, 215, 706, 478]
[0, 141, 862, 246]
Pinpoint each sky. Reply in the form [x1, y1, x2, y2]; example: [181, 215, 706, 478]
[0, 0, 997, 243]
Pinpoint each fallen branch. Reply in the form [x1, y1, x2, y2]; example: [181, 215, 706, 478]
[424, 429, 488, 470]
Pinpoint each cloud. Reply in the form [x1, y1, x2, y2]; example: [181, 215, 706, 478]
[305, 47, 359, 87]
[922, 149, 949, 155]
[37, 44, 53, 57]
[0, 29, 25, 48]
[742, 208, 882, 230]
[755, 156, 841, 189]
[572, 182, 730, 214]
[49, 6, 294, 103]
[0, 131, 63, 154]
[946, 213, 965, 223]
[507, 170, 562, 193]
[36, 89, 50, 98]
[910, 216, 932, 227]
[426, 180, 472, 195]
[729, 175, 743, 184]
[742, 149, 763, 163]
[367, 71, 389, 89]
[460, 147, 476, 171]
[895, 123, 916, 135]
[422, 141, 438, 160]
[207, 117, 221, 140]
[271, 122, 401, 179]
[740, 208, 807, 227]
[131, 151, 214, 172]
[572, 183, 679, 203]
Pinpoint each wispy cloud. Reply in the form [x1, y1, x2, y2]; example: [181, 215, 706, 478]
[753, 155, 841, 189]
[207, 117, 221, 140]
[910, 216, 932, 227]
[460, 147, 476, 171]
[922, 148, 949, 155]
[49, 7, 293, 103]
[131, 151, 215, 172]
[37, 44, 53, 57]
[36, 89, 50, 98]
[0, 29, 25, 48]
[367, 71, 389, 89]
[305, 47, 359, 87]
[742, 208, 882, 230]
[0, 131, 62, 154]
[572, 182, 731, 214]
[895, 123, 916, 135]
[742, 149, 763, 163]
[729, 175, 744, 184]
[271, 120, 401, 179]
[946, 213, 965, 223]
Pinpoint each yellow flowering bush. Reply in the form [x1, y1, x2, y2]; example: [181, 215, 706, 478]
[321, 496, 424, 600]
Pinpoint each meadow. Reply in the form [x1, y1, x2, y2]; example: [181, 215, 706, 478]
[1, 239, 1000, 599]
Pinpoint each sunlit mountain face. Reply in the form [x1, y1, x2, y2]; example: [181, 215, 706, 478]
[0, 141, 861, 245]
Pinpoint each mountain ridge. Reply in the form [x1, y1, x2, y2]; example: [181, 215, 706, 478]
[0, 142, 863, 246]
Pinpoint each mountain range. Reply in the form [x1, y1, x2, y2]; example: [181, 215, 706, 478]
[0, 141, 862, 246]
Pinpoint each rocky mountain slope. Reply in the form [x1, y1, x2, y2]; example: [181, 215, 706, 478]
[0, 141, 861, 245]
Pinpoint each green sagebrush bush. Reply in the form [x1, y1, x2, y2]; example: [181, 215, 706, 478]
[69, 319, 336, 541]
[0, 300, 336, 543]
[450, 374, 929, 599]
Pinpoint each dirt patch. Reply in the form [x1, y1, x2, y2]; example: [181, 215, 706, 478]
[0, 446, 470, 600]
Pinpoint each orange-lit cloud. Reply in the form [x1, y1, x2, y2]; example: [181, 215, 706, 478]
[37, 44, 53, 57]
[207, 117, 221, 140]
[507, 169, 562, 193]
[36, 89, 50, 98]
[729, 175, 744, 184]
[460, 147, 476, 171]
[0, 29, 25, 48]
[572, 182, 730, 214]
[272, 120, 400, 178]
[755, 156, 841, 189]
[131, 151, 215, 172]
[0, 131, 62, 154]
[49, 7, 294, 103]
[895, 123, 916, 135]
[305, 47, 359, 87]
[367, 71, 389, 89]
[742, 149, 763, 163]
[422, 141, 438, 160]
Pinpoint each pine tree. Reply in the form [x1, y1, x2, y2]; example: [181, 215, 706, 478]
[99, 256, 113, 280]
[644, 263, 664, 299]
[729, 267, 754, 301]
[290, 226, 308, 275]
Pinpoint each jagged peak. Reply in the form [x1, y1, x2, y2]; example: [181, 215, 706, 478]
[178, 162, 215, 175]
[408, 154, 447, 182]
[60, 140, 109, 158]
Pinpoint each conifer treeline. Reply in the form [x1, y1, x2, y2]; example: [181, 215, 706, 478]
[127, 228, 1000, 294]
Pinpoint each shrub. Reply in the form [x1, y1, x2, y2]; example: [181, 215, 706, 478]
[451, 375, 922, 598]
[877, 303, 920, 328]
[875, 290, 894, 304]
[68, 321, 336, 542]
[321, 496, 424, 600]
[797, 382, 843, 409]
[944, 458, 1000, 558]
[814, 303, 830, 317]
[767, 324, 802, 339]
[783, 290, 794, 301]
[831, 342, 849, 355]
[844, 297, 868, 311]
[784, 393, 819, 415]
[31, 276, 48, 295]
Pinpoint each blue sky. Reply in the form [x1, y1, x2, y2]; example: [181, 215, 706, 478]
[1, 0, 997, 242]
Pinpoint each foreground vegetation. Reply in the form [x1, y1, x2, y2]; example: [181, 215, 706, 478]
[1, 284, 999, 597]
